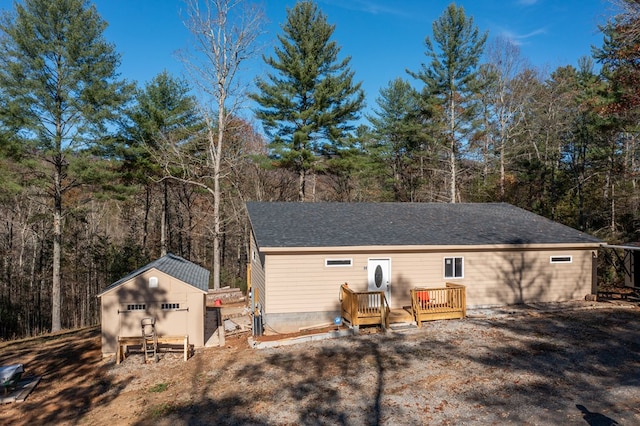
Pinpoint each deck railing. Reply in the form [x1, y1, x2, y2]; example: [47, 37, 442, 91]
[410, 283, 466, 327]
[340, 284, 390, 329]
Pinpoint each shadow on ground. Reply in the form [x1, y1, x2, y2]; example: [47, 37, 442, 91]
[127, 307, 640, 425]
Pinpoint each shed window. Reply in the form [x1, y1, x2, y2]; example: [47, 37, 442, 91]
[161, 303, 180, 310]
[325, 258, 352, 267]
[444, 257, 463, 278]
[127, 304, 146, 311]
[550, 256, 572, 264]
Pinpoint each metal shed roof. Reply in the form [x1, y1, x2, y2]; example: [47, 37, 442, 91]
[98, 253, 210, 296]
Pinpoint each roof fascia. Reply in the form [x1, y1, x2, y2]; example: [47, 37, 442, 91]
[257, 242, 602, 254]
[97, 267, 209, 297]
[601, 244, 640, 251]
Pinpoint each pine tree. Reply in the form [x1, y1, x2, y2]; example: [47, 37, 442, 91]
[0, 0, 132, 332]
[123, 71, 202, 257]
[251, 0, 365, 201]
[368, 78, 428, 201]
[408, 3, 486, 203]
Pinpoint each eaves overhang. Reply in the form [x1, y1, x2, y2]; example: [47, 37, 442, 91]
[257, 242, 602, 254]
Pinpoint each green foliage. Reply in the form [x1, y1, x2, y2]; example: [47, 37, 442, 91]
[0, 0, 133, 150]
[251, 0, 364, 199]
[408, 3, 487, 201]
[367, 78, 431, 201]
[107, 234, 149, 284]
[113, 71, 202, 185]
[149, 402, 175, 418]
[149, 383, 169, 393]
[409, 3, 486, 110]
[0, 0, 134, 197]
[0, 0, 134, 331]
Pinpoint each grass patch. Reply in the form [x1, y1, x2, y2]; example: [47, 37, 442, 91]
[149, 382, 169, 393]
[149, 402, 174, 418]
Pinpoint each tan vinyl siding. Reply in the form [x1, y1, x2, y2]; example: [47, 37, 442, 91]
[262, 246, 597, 314]
[264, 251, 447, 314]
[458, 248, 596, 306]
[250, 232, 266, 310]
[100, 268, 206, 355]
[264, 253, 352, 314]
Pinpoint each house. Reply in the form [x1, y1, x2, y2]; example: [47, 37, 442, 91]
[246, 202, 603, 332]
[98, 253, 210, 357]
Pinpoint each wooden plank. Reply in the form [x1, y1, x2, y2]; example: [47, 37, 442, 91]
[417, 311, 465, 322]
[14, 376, 40, 402]
[184, 336, 188, 362]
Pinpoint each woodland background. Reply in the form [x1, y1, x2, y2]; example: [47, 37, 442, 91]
[1, 0, 640, 340]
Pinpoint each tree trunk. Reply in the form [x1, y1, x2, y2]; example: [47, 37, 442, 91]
[143, 185, 151, 257]
[449, 88, 457, 203]
[298, 168, 305, 202]
[212, 103, 225, 290]
[500, 141, 505, 201]
[52, 163, 62, 332]
[161, 180, 168, 256]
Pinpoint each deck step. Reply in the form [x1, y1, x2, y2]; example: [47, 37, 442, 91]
[389, 323, 417, 331]
[388, 308, 414, 324]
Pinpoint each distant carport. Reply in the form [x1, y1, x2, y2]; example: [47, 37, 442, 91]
[601, 243, 640, 289]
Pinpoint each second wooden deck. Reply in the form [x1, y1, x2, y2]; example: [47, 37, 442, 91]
[340, 283, 466, 330]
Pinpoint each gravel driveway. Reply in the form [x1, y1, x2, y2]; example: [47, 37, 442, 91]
[4, 301, 639, 425]
[119, 301, 640, 425]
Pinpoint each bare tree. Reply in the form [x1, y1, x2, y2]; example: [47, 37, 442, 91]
[179, 0, 265, 289]
[484, 36, 531, 200]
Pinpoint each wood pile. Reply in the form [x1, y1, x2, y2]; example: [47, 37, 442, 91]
[207, 287, 245, 306]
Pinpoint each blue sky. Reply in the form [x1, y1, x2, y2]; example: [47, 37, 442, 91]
[1, 0, 617, 114]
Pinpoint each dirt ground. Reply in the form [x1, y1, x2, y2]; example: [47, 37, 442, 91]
[1, 299, 639, 426]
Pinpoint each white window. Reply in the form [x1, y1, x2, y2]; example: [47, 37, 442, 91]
[161, 303, 180, 310]
[550, 255, 572, 264]
[325, 258, 352, 267]
[127, 304, 146, 311]
[444, 257, 463, 278]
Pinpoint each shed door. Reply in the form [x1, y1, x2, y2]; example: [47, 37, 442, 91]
[368, 258, 391, 305]
[156, 308, 188, 336]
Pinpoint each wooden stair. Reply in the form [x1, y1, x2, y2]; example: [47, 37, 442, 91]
[388, 308, 415, 325]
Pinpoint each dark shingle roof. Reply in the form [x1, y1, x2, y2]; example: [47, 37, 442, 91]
[246, 202, 602, 248]
[98, 253, 210, 295]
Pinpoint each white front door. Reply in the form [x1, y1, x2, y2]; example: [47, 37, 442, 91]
[368, 258, 391, 305]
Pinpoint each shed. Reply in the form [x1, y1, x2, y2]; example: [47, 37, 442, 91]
[246, 202, 603, 332]
[98, 253, 210, 357]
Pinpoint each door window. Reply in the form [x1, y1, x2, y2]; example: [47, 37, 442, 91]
[374, 265, 383, 288]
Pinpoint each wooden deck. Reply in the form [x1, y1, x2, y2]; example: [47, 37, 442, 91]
[340, 283, 466, 330]
[340, 284, 390, 329]
[410, 283, 466, 327]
